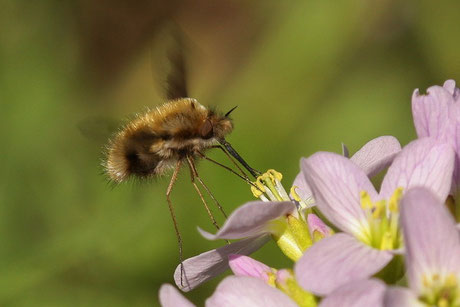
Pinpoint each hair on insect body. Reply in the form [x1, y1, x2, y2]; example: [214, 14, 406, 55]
[107, 99, 232, 181]
[103, 31, 260, 286]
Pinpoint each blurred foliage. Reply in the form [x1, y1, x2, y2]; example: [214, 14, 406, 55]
[0, 0, 459, 306]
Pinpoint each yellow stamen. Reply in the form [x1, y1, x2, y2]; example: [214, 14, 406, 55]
[422, 275, 431, 288]
[267, 271, 277, 287]
[251, 185, 264, 198]
[290, 186, 302, 202]
[360, 191, 373, 210]
[358, 189, 404, 250]
[389, 187, 403, 213]
[372, 200, 387, 219]
[267, 169, 283, 181]
[445, 274, 458, 288]
[420, 273, 459, 306]
[251, 177, 266, 198]
[252, 170, 285, 201]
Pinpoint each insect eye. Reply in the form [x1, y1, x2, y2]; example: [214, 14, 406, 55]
[200, 119, 213, 139]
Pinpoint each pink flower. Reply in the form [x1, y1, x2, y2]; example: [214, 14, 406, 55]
[295, 138, 455, 296]
[174, 136, 401, 292]
[159, 276, 298, 307]
[159, 284, 195, 307]
[206, 276, 298, 307]
[228, 254, 275, 283]
[174, 200, 296, 291]
[384, 187, 460, 306]
[228, 254, 317, 306]
[412, 80, 460, 208]
[292, 136, 401, 204]
[175, 233, 273, 292]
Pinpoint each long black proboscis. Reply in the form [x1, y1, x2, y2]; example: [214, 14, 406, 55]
[218, 139, 261, 179]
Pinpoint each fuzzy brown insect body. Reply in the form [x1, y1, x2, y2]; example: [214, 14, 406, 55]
[103, 31, 260, 287]
[106, 98, 233, 182]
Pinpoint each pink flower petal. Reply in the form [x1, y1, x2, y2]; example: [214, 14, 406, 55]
[275, 269, 291, 285]
[443, 79, 460, 99]
[307, 213, 333, 238]
[205, 276, 297, 307]
[383, 287, 424, 307]
[400, 187, 460, 295]
[228, 255, 272, 282]
[293, 137, 400, 203]
[295, 233, 393, 296]
[174, 235, 270, 292]
[448, 99, 460, 194]
[302, 152, 377, 236]
[319, 279, 386, 307]
[350, 136, 401, 178]
[159, 284, 195, 307]
[412, 80, 460, 197]
[412, 85, 454, 140]
[198, 201, 295, 240]
[380, 138, 455, 201]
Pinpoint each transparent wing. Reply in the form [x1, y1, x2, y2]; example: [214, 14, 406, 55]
[77, 116, 121, 144]
[151, 26, 189, 100]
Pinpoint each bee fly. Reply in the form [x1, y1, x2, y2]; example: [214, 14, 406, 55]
[104, 33, 260, 284]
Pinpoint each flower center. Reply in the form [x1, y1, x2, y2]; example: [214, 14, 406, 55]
[251, 170, 314, 261]
[251, 169, 311, 210]
[420, 273, 460, 307]
[251, 169, 290, 201]
[358, 188, 403, 250]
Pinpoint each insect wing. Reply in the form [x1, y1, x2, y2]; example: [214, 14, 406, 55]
[78, 116, 121, 144]
[151, 27, 189, 100]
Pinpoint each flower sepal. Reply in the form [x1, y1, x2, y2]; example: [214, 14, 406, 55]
[270, 214, 312, 262]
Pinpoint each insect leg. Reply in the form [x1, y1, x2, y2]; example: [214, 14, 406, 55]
[166, 159, 185, 286]
[186, 155, 221, 231]
[187, 154, 228, 219]
[197, 150, 253, 185]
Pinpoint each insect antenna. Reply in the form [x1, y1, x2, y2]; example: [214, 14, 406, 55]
[166, 160, 185, 286]
[224, 105, 238, 117]
[218, 139, 261, 178]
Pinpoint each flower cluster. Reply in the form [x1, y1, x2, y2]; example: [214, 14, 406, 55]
[159, 80, 460, 307]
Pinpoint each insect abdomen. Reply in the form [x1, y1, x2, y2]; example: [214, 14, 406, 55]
[124, 130, 163, 177]
[106, 128, 165, 182]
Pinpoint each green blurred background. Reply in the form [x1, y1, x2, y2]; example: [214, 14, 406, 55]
[1, 0, 459, 305]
